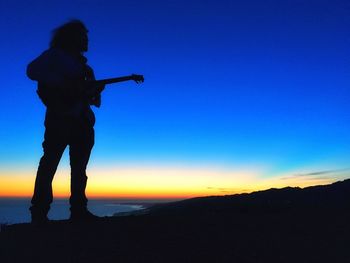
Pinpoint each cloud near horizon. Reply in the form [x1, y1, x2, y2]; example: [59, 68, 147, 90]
[279, 168, 350, 181]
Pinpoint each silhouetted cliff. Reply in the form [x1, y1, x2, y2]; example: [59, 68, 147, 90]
[147, 179, 350, 215]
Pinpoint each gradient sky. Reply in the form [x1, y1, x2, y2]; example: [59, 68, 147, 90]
[0, 0, 349, 199]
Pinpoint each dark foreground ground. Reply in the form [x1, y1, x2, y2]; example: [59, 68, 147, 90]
[1, 179, 349, 263]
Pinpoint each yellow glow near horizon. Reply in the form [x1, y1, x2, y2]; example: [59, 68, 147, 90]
[0, 165, 260, 198]
[0, 165, 347, 199]
[85, 165, 260, 198]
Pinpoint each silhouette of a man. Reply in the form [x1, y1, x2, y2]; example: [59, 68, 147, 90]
[27, 20, 103, 224]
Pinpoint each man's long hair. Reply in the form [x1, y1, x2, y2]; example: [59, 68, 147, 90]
[50, 20, 88, 52]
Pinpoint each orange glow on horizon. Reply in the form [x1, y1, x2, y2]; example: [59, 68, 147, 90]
[0, 165, 347, 199]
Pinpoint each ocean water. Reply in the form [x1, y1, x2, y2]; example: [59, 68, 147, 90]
[0, 198, 147, 224]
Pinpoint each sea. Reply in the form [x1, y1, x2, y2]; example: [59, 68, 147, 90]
[0, 198, 159, 225]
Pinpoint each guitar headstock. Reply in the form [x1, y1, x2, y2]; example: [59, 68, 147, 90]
[131, 74, 144, 84]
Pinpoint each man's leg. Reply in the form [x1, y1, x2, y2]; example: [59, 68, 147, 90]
[30, 117, 67, 223]
[69, 121, 95, 220]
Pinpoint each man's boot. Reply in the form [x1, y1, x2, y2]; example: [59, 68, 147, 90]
[69, 207, 100, 222]
[30, 206, 49, 226]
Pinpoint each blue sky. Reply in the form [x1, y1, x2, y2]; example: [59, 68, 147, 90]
[0, 0, 349, 197]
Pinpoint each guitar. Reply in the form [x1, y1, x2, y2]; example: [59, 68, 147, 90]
[87, 74, 144, 107]
[95, 74, 144, 85]
[36, 74, 144, 107]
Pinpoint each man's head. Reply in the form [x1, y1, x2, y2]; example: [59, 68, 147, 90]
[50, 20, 88, 53]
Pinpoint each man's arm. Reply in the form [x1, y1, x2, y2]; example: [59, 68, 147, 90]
[27, 49, 66, 87]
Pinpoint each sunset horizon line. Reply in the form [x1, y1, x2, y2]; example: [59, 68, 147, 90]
[2, 177, 347, 200]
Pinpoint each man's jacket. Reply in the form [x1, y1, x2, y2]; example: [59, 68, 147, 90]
[27, 48, 96, 125]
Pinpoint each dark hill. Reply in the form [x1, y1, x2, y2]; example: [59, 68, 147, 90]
[1, 179, 349, 263]
[147, 178, 350, 215]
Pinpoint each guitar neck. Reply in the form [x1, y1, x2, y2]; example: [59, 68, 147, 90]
[95, 75, 132, 85]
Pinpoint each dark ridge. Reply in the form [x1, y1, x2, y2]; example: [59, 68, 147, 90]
[1, 179, 349, 263]
[147, 179, 350, 215]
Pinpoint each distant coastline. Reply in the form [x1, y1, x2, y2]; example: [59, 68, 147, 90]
[0, 198, 169, 224]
